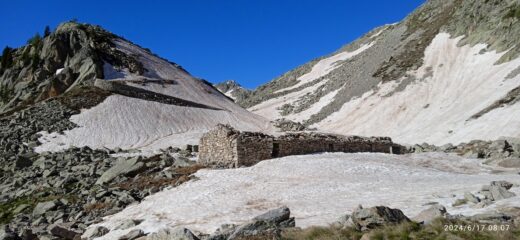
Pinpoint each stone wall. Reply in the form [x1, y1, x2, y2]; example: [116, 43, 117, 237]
[236, 132, 274, 166]
[199, 125, 406, 167]
[273, 133, 400, 158]
[198, 124, 239, 167]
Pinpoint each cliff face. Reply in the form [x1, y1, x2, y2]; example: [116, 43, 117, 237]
[240, 0, 520, 145]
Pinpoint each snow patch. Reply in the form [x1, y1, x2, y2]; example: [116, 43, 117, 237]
[55, 68, 64, 75]
[276, 42, 374, 93]
[86, 152, 520, 239]
[317, 33, 520, 145]
[36, 38, 273, 154]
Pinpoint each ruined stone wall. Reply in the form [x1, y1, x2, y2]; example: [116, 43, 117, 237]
[199, 125, 405, 168]
[198, 124, 239, 167]
[274, 133, 395, 158]
[236, 133, 274, 166]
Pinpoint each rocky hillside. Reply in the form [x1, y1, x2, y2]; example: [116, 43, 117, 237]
[214, 80, 251, 102]
[242, 0, 520, 145]
[0, 21, 272, 155]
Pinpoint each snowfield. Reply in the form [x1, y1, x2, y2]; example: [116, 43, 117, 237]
[35, 38, 272, 154]
[86, 152, 520, 239]
[317, 33, 520, 145]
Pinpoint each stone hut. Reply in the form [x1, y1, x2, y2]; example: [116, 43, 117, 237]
[199, 124, 406, 167]
[198, 124, 274, 167]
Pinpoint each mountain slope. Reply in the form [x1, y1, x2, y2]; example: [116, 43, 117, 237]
[242, 0, 520, 145]
[0, 22, 271, 154]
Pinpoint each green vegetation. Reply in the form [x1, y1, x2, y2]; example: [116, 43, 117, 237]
[282, 218, 520, 240]
[505, 4, 520, 19]
[0, 192, 80, 224]
[0, 46, 13, 74]
[25, 33, 43, 69]
[0, 85, 12, 103]
[0, 197, 34, 224]
[44, 25, 51, 37]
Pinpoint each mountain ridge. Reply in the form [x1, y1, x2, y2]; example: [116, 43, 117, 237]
[240, 0, 520, 145]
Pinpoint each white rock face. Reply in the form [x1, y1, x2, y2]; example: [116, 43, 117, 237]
[36, 39, 272, 154]
[85, 152, 520, 239]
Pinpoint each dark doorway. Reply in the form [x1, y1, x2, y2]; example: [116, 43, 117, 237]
[272, 142, 280, 158]
[391, 146, 401, 154]
[328, 143, 334, 152]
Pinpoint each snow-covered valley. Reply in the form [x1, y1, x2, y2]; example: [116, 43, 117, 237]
[87, 152, 520, 239]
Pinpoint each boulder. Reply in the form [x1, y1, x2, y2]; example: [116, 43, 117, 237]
[119, 229, 145, 240]
[252, 206, 292, 226]
[464, 192, 480, 204]
[351, 206, 410, 231]
[489, 185, 516, 201]
[412, 204, 448, 224]
[490, 181, 513, 190]
[145, 227, 199, 240]
[82, 226, 109, 240]
[114, 219, 143, 231]
[49, 223, 82, 240]
[219, 207, 295, 240]
[332, 214, 354, 228]
[0, 225, 19, 240]
[32, 201, 58, 216]
[14, 155, 32, 170]
[96, 157, 147, 185]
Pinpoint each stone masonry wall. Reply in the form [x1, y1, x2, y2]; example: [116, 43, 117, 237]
[199, 125, 406, 167]
[236, 133, 274, 166]
[198, 124, 239, 167]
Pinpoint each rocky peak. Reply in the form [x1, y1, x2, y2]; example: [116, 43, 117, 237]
[214, 79, 251, 102]
[0, 21, 145, 115]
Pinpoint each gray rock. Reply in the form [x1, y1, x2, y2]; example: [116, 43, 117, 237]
[332, 214, 354, 228]
[489, 185, 516, 201]
[118, 229, 145, 240]
[32, 201, 58, 216]
[146, 227, 199, 240]
[351, 206, 410, 231]
[464, 192, 480, 204]
[96, 157, 147, 185]
[14, 156, 32, 170]
[412, 204, 448, 224]
[49, 223, 82, 240]
[82, 226, 109, 240]
[0, 225, 19, 240]
[252, 206, 291, 225]
[224, 207, 295, 240]
[114, 219, 143, 230]
[490, 181, 514, 190]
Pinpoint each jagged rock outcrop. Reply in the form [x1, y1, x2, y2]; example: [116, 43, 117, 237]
[0, 21, 143, 114]
[214, 80, 250, 102]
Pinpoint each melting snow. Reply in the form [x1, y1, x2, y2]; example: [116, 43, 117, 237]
[317, 33, 520, 145]
[86, 152, 520, 239]
[36, 39, 272, 154]
[276, 42, 374, 93]
[55, 68, 64, 75]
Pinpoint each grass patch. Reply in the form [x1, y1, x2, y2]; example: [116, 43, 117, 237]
[113, 164, 204, 191]
[0, 191, 80, 224]
[281, 218, 520, 240]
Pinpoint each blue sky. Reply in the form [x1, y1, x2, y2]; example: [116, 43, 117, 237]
[0, 0, 425, 89]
